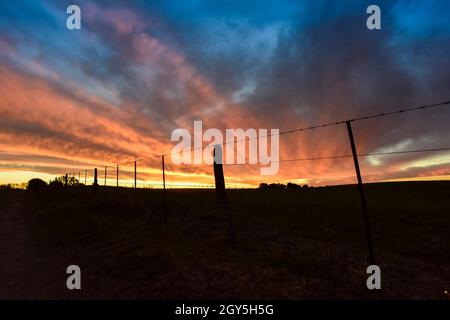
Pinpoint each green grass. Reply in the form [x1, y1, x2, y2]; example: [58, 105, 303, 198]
[1, 181, 449, 299]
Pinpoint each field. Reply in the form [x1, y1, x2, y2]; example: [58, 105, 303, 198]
[0, 181, 449, 299]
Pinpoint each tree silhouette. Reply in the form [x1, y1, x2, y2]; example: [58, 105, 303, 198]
[27, 178, 47, 191]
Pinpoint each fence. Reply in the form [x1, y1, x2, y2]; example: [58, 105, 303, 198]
[60, 99, 449, 263]
[64, 100, 450, 189]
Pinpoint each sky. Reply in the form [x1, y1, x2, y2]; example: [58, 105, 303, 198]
[0, 0, 449, 188]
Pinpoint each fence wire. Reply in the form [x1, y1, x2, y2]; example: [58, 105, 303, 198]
[58, 99, 449, 189]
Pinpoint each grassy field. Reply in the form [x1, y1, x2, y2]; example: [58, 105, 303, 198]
[0, 181, 449, 299]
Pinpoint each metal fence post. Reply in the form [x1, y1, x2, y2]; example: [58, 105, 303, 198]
[116, 165, 119, 188]
[134, 161, 137, 189]
[346, 121, 375, 265]
[162, 155, 167, 224]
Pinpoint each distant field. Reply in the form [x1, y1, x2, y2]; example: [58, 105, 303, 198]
[0, 181, 449, 299]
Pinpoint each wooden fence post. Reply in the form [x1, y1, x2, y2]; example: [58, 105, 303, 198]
[346, 121, 375, 265]
[162, 155, 167, 224]
[104, 166, 107, 186]
[93, 168, 98, 191]
[213, 145, 235, 244]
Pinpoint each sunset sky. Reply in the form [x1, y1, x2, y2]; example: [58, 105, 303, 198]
[0, 0, 449, 188]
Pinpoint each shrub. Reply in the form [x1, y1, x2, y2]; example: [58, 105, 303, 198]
[27, 178, 47, 191]
[49, 180, 64, 189]
[268, 183, 286, 189]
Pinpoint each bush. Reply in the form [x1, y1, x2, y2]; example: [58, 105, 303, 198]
[268, 183, 286, 189]
[27, 178, 47, 191]
[49, 180, 64, 189]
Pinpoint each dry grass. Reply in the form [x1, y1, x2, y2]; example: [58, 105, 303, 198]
[0, 181, 449, 299]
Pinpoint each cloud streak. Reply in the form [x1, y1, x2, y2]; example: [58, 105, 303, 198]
[0, 0, 449, 186]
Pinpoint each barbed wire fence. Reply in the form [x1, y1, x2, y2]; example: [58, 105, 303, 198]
[58, 99, 450, 263]
[63, 100, 450, 188]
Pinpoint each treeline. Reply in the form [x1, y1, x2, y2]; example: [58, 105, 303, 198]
[22, 177, 313, 192]
[0, 183, 27, 190]
[259, 183, 311, 190]
[26, 176, 82, 191]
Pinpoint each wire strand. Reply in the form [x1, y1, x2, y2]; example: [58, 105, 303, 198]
[161, 100, 450, 157]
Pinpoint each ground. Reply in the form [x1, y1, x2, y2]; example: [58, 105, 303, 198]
[0, 181, 449, 299]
